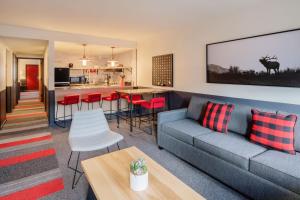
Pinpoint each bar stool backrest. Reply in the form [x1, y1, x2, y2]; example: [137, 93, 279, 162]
[88, 93, 101, 102]
[150, 97, 165, 109]
[110, 92, 119, 100]
[132, 95, 142, 101]
[64, 95, 80, 105]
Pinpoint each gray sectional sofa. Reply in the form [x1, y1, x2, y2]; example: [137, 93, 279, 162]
[157, 96, 300, 200]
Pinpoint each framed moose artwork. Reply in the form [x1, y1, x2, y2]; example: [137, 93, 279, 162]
[206, 28, 300, 87]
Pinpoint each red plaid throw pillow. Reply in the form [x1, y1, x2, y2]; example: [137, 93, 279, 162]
[250, 109, 297, 155]
[202, 101, 234, 133]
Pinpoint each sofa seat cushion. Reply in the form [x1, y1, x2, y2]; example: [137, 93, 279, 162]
[194, 132, 266, 170]
[250, 150, 300, 195]
[162, 119, 213, 145]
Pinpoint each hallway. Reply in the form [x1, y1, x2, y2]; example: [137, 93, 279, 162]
[0, 92, 48, 135]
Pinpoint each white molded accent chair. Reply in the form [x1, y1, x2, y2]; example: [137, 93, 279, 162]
[68, 109, 124, 189]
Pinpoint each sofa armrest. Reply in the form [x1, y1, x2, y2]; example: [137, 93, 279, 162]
[158, 108, 187, 125]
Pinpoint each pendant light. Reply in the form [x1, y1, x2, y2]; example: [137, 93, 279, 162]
[80, 44, 90, 66]
[107, 46, 118, 67]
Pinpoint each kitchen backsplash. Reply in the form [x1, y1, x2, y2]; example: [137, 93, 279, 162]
[54, 50, 136, 85]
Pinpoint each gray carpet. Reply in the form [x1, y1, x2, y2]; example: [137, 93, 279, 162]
[1, 120, 248, 200]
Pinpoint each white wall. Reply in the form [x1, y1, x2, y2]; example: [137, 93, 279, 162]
[44, 43, 49, 88]
[47, 41, 55, 90]
[0, 24, 137, 48]
[54, 52, 108, 69]
[115, 50, 137, 84]
[6, 50, 13, 87]
[0, 41, 7, 91]
[137, 3, 300, 105]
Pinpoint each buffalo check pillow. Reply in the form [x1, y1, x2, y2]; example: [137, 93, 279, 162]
[202, 101, 234, 133]
[250, 109, 297, 155]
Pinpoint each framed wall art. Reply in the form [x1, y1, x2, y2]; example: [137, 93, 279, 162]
[152, 54, 173, 87]
[206, 28, 300, 87]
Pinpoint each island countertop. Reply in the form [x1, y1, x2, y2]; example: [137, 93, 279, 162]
[55, 84, 133, 90]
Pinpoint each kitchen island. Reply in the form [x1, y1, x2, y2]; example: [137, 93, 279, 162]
[55, 84, 134, 121]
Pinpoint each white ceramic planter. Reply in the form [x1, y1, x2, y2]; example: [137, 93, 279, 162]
[130, 172, 148, 191]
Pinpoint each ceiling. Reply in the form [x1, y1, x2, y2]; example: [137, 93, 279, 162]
[0, 0, 299, 41]
[0, 37, 47, 56]
[0, 0, 290, 41]
[55, 42, 134, 56]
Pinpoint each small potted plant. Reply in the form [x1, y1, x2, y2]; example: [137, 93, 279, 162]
[130, 158, 148, 191]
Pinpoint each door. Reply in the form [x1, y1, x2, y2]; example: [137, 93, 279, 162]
[26, 65, 39, 90]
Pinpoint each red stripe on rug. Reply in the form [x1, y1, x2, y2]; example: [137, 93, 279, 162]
[15, 104, 43, 109]
[0, 135, 52, 149]
[0, 178, 64, 200]
[6, 112, 46, 119]
[0, 148, 56, 167]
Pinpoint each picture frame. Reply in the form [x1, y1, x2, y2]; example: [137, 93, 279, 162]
[152, 54, 173, 87]
[206, 28, 300, 87]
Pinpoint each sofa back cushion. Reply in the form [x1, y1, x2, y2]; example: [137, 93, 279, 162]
[187, 96, 225, 121]
[228, 104, 252, 136]
[278, 111, 300, 152]
[250, 109, 297, 155]
[228, 104, 276, 136]
[187, 96, 205, 121]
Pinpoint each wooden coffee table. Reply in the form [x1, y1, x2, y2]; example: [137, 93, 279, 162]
[81, 146, 205, 200]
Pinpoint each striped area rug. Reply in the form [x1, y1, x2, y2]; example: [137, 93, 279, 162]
[0, 132, 64, 200]
[0, 99, 48, 135]
[20, 91, 40, 100]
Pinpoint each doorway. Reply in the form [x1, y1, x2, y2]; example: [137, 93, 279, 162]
[26, 64, 39, 91]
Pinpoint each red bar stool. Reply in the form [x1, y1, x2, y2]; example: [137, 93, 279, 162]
[127, 95, 147, 125]
[80, 93, 102, 110]
[139, 97, 166, 134]
[56, 95, 80, 128]
[120, 94, 130, 111]
[101, 92, 120, 119]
